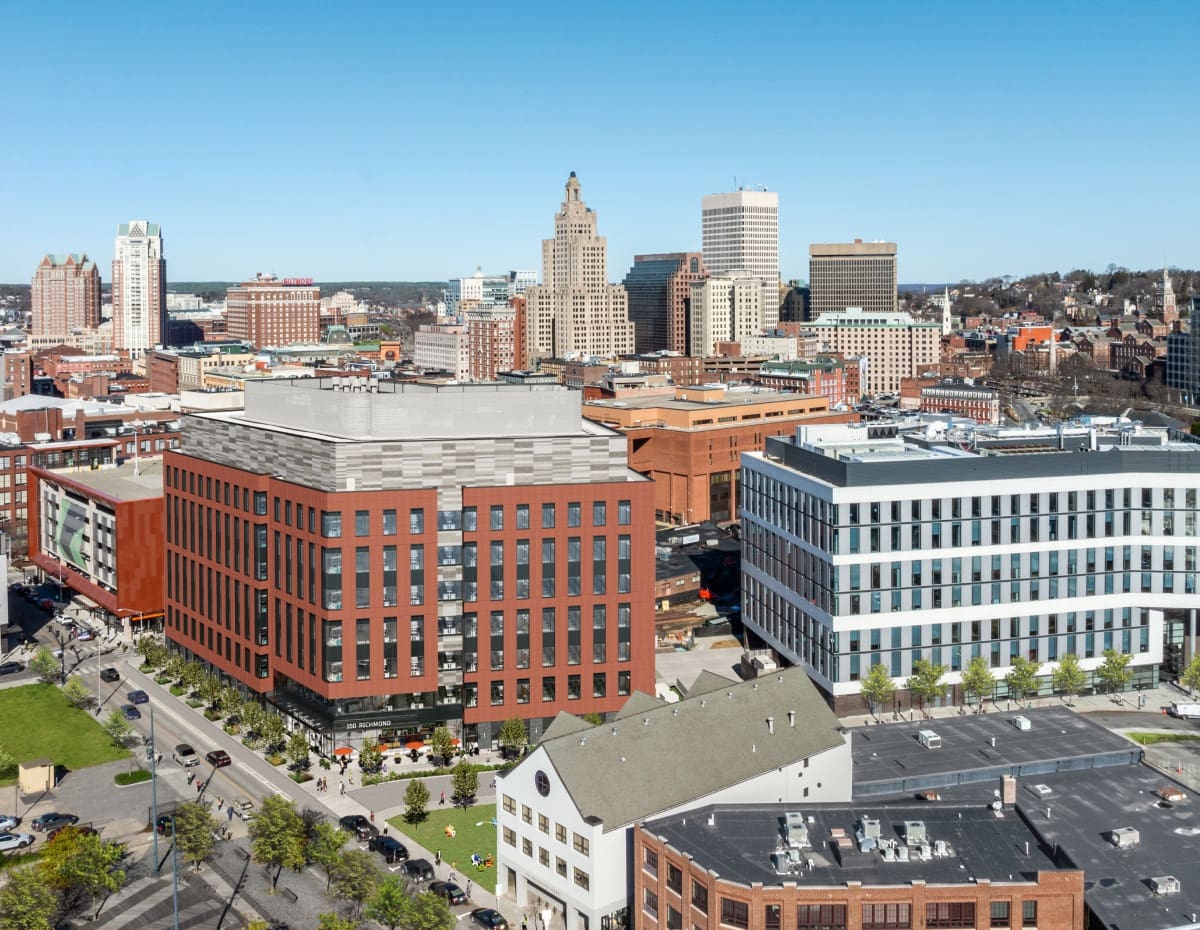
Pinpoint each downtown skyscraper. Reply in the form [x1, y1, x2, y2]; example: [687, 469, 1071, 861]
[112, 220, 166, 356]
[31, 253, 101, 338]
[701, 187, 779, 286]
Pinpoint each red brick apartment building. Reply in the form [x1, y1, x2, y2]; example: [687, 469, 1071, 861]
[225, 274, 321, 348]
[164, 379, 655, 752]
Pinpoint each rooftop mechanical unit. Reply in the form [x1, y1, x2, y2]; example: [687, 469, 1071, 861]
[1011, 715, 1032, 731]
[1150, 875, 1181, 895]
[917, 729, 941, 749]
[1110, 826, 1140, 848]
[904, 820, 927, 846]
[784, 812, 811, 849]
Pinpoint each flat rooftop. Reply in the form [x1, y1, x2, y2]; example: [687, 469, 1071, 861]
[852, 707, 1139, 798]
[1016, 765, 1200, 930]
[644, 801, 1061, 888]
[43, 459, 163, 501]
[584, 388, 820, 413]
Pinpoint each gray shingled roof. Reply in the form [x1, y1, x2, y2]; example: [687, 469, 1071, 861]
[530, 667, 845, 832]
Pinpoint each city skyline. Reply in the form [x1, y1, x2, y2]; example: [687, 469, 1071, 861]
[2, 1, 1197, 284]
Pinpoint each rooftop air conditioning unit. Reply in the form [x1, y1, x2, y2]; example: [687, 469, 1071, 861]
[1011, 715, 1032, 731]
[1150, 875, 1181, 895]
[1110, 826, 1140, 848]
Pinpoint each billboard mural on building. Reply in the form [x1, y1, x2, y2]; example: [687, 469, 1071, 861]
[54, 496, 89, 571]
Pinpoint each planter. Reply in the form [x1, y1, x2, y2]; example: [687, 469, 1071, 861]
[115, 769, 152, 787]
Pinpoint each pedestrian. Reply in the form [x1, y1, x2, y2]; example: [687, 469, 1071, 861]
[227, 806, 234, 822]
[435, 849, 441, 865]
[466, 878, 472, 897]
[196, 782, 203, 795]
[541, 907, 551, 930]
[439, 790, 445, 805]
[449, 869, 456, 882]
[522, 918, 528, 930]
[369, 810, 375, 823]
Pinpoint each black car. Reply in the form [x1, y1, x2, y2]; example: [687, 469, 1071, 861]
[368, 834, 408, 863]
[403, 857, 435, 882]
[206, 750, 232, 768]
[121, 704, 141, 720]
[99, 668, 120, 683]
[31, 812, 78, 832]
[338, 814, 379, 840]
[126, 689, 149, 705]
[471, 909, 508, 930]
[430, 880, 467, 905]
[0, 661, 23, 675]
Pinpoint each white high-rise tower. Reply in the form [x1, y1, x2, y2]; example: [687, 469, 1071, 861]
[701, 187, 779, 287]
[112, 220, 166, 356]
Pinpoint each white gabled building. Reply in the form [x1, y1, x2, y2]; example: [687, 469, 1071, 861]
[494, 667, 851, 930]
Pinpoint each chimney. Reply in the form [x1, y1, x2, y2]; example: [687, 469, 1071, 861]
[1001, 775, 1016, 805]
[767, 717, 775, 735]
[787, 710, 796, 728]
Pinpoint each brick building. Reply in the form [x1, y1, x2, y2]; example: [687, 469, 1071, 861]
[917, 378, 1000, 424]
[226, 274, 321, 349]
[163, 379, 655, 751]
[582, 386, 855, 524]
[31, 254, 102, 338]
[757, 358, 850, 406]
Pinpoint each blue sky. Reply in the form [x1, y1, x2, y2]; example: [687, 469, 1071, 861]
[2, 0, 1197, 284]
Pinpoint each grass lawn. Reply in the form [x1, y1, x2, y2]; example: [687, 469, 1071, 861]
[388, 804, 496, 874]
[1129, 731, 1200, 746]
[0, 683, 130, 784]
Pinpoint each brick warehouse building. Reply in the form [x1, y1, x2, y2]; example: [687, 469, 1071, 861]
[164, 378, 655, 753]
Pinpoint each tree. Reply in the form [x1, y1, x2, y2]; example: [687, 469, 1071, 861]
[860, 663, 896, 719]
[286, 730, 310, 771]
[1181, 654, 1200, 697]
[305, 821, 347, 890]
[101, 709, 134, 750]
[241, 699, 266, 745]
[180, 661, 205, 694]
[261, 713, 287, 752]
[330, 848, 379, 917]
[248, 795, 308, 890]
[580, 712, 603, 726]
[1005, 656, 1040, 705]
[960, 656, 995, 712]
[1052, 653, 1087, 704]
[450, 760, 478, 808]
[164, 654, 186, 682]
[905, 658, 948, 714]
[497, 715, 527, 759]
[1097, 648, 1133, 698]
[403, 777, 430, 824]
[403, 888, 455, 930]
[219, 685, 243, 718]
[316, 914, 359, 930]
[358, 738, 383, 774]
[198, 672, 222, 707]
[429, 726, 456, 767]
[30, 647, 60, 685]
[0, 741, 15, 780]
[0, 867, 57, 930]
[37, 828, 126, 920]
[62, 676, 93, 711]
[173, 801, 219, 871]
[365, 874, 409, 930]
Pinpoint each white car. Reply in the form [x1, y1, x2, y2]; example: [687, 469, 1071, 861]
[0, 832, 34, 852]
[0, 816, 18, 832]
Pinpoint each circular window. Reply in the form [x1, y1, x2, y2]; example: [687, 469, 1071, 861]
[535, 770, 551, 797]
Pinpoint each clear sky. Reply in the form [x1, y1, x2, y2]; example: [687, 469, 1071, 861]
[2, 0, 1197, 284]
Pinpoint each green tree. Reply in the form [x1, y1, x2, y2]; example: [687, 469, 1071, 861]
[62, 676, 94, 711]
[450, 760, 478, 808]
[1181, 654, 1200, 697]
[860, 662, 896, 719]
[1052, 653, 1087, 705]
[241, 699, 266, 746]
[358, 738, 383, 774]
[37, 828, 126, 919]
[403, 777, 430, 824]
[404, 888, 455, 930]
[286, 730, 310, 771]
[0, 741, 15, 779]
[330, 848, 379, 918]
[198, 672, 223, 707]
[218, 684, 243, 718]
[316, 914, 359, 930]
[135, 635, 157, 666]
[365, 874, 409, 930]
[101, 709, 134, 750]
[305, 821, 347, 890]
[1006, 656, 1040, 705]
[1097, 648, 1133, 698]
[180, 661, 205, 693]
[960, 655, 995, 712]
[30, 647, 60, 684]
[429, 726, 456, 767]
[164, 653, 186, 682]
[497, 715, 527, 759]
[173, 801, 219, 871]
[248, 795, 308, 890]
[580, 712, 603, 726]
[0, 867, 57, 930]
[905, 658, 948, 714]
[261, 713, 287, 752]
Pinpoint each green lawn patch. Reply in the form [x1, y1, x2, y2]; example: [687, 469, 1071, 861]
[387, 804, 496, 874]
[0, 850, 42, 872]
[0, 683, 130, 784]
[1129, 731, 1200, 746]
[115, 769, 152, 786]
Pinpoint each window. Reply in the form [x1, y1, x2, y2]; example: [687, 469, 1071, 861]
[516, 504, 530, 530]
[539, 847, 549, 867]
[502, 795, 516, 816]
[644, 848, 658, 877]
[502, 827, 515, 847]
[542, 503, 556, 528]
[989, 901, 1010, 928]
[796, 905, 847, 930]
[568, 502, 581, 527]
[555, 857, 567, 877]
[593, 501, 606, 526]
[765, 906, 781, 930]
[573, 867, 589, 891]
[644, 888, 659, 919]
[665, 906, 682, 930]
[490, 505, 504, 530]
[927, 903, 975, 929]
[861, 904, 910, 930]
[463, 507, 477, 531]
[720, 899, 748, 929]
[522, 836, 533, 857]
[410, 508, 424, 534]
[555, 823, 566, 843]
[322, 511, 342, 538]
[618, 499, 631, 525]
[1022, 901, 1037, 925]
[521, 805, 532, 825]
[383, 509, 397, 535]
[667, 862, 682, 893]
[253, 491, 267, 515]
[691, 882, 708, 914]
[572, 833, 589, 855]
[538, 814, 549, 834]
[355, 510, 369, 536]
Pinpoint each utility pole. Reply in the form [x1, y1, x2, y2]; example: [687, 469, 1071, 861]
[150, 706, 160, 876]
[171, 812, 180, 930]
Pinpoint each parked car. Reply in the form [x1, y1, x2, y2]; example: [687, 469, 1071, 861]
[403, 858, 435, 883]
[47, 824, 98, 842]
[173, 744, 199, 767]
[0, 815, 19, 832]
[430, 880, 467, 904]
[470, 909, 508, 930]
[127, 689, 149, 705]
[100, 668, 120, 683]
[205, 750, 231, 768]
[0, 661, 23, 676]
[31, 813, 78, 832]
[338, 814, 374, 836]
[232, 799, 255, 821]
[368, 834, 408, 863]
[0, 832, 34, 852]
[75, 629, 95, 641]
[122, 704, 141, 720]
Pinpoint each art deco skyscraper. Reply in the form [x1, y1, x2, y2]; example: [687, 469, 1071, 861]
[31, 253, 101, 338]
[524, 173, 635, 362]
[112, 220, 166, 356]
[701, 188, 779, 286]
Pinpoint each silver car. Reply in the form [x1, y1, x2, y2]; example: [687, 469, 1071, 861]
[0, 832, 34, 852]
[0, 816, 18, 832]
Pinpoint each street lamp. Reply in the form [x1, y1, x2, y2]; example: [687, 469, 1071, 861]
[48, 627, 67, 685]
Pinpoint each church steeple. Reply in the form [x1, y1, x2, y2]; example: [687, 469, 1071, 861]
[1162, 268, 1178, 324]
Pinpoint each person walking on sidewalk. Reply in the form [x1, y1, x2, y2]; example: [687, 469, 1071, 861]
[340, 780, 346, 797]
[439, 790, 445, 805]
